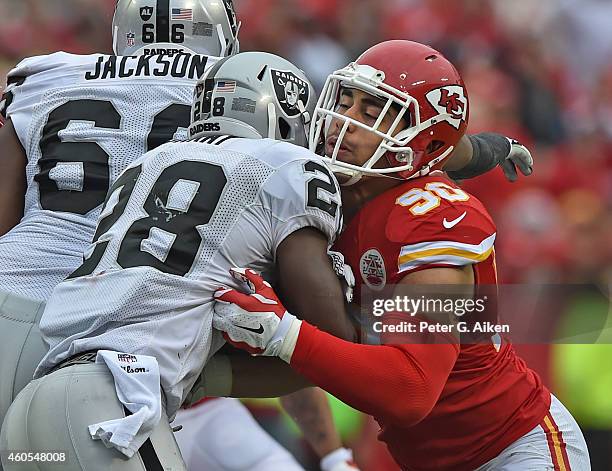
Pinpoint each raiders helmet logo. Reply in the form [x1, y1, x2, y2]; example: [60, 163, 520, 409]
[271, 69, 310, 117]
[140, 6, 154, 21]
[425, 85, 468, 129]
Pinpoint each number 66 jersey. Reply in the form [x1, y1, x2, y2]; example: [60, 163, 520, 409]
[35, 137, 342, 416]
[0, 51, 217, 301]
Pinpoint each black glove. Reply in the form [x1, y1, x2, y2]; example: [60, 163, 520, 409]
[448, 133, 533, 182]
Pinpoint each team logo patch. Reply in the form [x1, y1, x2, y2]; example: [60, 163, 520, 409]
[425, 85, 468, 129]
[360, 249, 386, 291]
[271, 69, 310, 117]
[140, 6, 154, 21]
[126, 31, 136, 47]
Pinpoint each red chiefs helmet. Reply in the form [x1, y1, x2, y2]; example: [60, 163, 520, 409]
[309, 40, 469, 184]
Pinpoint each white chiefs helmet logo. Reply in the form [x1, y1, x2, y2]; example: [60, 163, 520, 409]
[360, 249, 386, 291]
[425, 85, 468, 130]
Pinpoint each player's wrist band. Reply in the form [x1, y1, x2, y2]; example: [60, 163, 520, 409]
[447, 132, 511, 180]
[321, 447, 354, 471]
[269, 313, 301, 363]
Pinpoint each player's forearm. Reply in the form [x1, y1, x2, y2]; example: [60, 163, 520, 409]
[185, 353, 312, 406]
[0, 120, 27, 235]
[443, 133, 473, 171]
[229, 355, 312, 398]
[290, 322, 457, 425]
[276, 228, 357, 342]
[445, 132, 520, 180]
[280, 387, 342, 458]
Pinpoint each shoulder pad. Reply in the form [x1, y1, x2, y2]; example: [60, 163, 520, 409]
[386, 176, 496, 274]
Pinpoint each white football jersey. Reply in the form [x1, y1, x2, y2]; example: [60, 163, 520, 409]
[0, 51, 218, 301]
[37, 137, 342, 416]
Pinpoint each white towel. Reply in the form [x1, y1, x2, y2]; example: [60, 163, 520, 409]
[88, 350, 162, 458]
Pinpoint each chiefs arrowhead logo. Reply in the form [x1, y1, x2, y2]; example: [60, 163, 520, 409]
[425, 85, 468, 129]
[360, 249, 386, 291]
[140, 6, 154, 21]
[438, 89, 465, 119]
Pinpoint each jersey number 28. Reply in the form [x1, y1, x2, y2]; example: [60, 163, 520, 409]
[70, 159, 227, 278]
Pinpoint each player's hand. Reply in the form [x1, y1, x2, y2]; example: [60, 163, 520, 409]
[321, 447, 360, 471]
[328, 250, 355, 303]
[501, 137, 533, 182]
[213, 268, 302, 362]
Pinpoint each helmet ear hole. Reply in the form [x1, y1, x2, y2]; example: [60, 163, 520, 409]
[427, 140, 445, 154]
[257, 66, 267, 82]
[278, 117, 291, 139]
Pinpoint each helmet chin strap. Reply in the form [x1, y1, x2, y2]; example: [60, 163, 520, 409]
[267, 102, 277, 139]
[333, 167, 404, 187]
[337, 171, 363, 187]
[334, 147, 454, 186]
[112, 26, 119, 55]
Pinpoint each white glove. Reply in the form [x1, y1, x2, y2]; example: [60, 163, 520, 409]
[328, 250, 355, 303]
[213, 268, 302, 362]
[321, 447, 360, 471]
[502, 137, 533, 182]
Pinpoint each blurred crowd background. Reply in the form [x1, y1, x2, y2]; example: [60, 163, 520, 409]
[0, 0, 610, 469]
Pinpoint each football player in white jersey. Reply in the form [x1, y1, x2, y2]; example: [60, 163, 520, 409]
[0, 51, 357, 471]
[0, 0, 236, 408]
[0, 2, 345, 471]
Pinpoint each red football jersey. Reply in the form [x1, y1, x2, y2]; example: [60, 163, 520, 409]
[334, 173, 550, 471]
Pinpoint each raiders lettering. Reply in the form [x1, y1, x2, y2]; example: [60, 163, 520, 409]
[189, 122, 221, 136]
[143, 48, 185, 55]
[85, 54, 207, 80]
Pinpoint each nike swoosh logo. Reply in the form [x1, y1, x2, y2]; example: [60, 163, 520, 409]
[235, 323, 265, 334]
[443, 211, 467, 229]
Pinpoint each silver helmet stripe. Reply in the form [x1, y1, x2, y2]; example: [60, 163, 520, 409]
[156, 0, 170, 43]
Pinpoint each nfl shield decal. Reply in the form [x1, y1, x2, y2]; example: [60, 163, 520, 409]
[360, 249, 386, 291]
[271, 69, 310, 117]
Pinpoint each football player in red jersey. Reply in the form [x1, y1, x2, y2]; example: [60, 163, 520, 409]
[212, 41, 591, 471]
